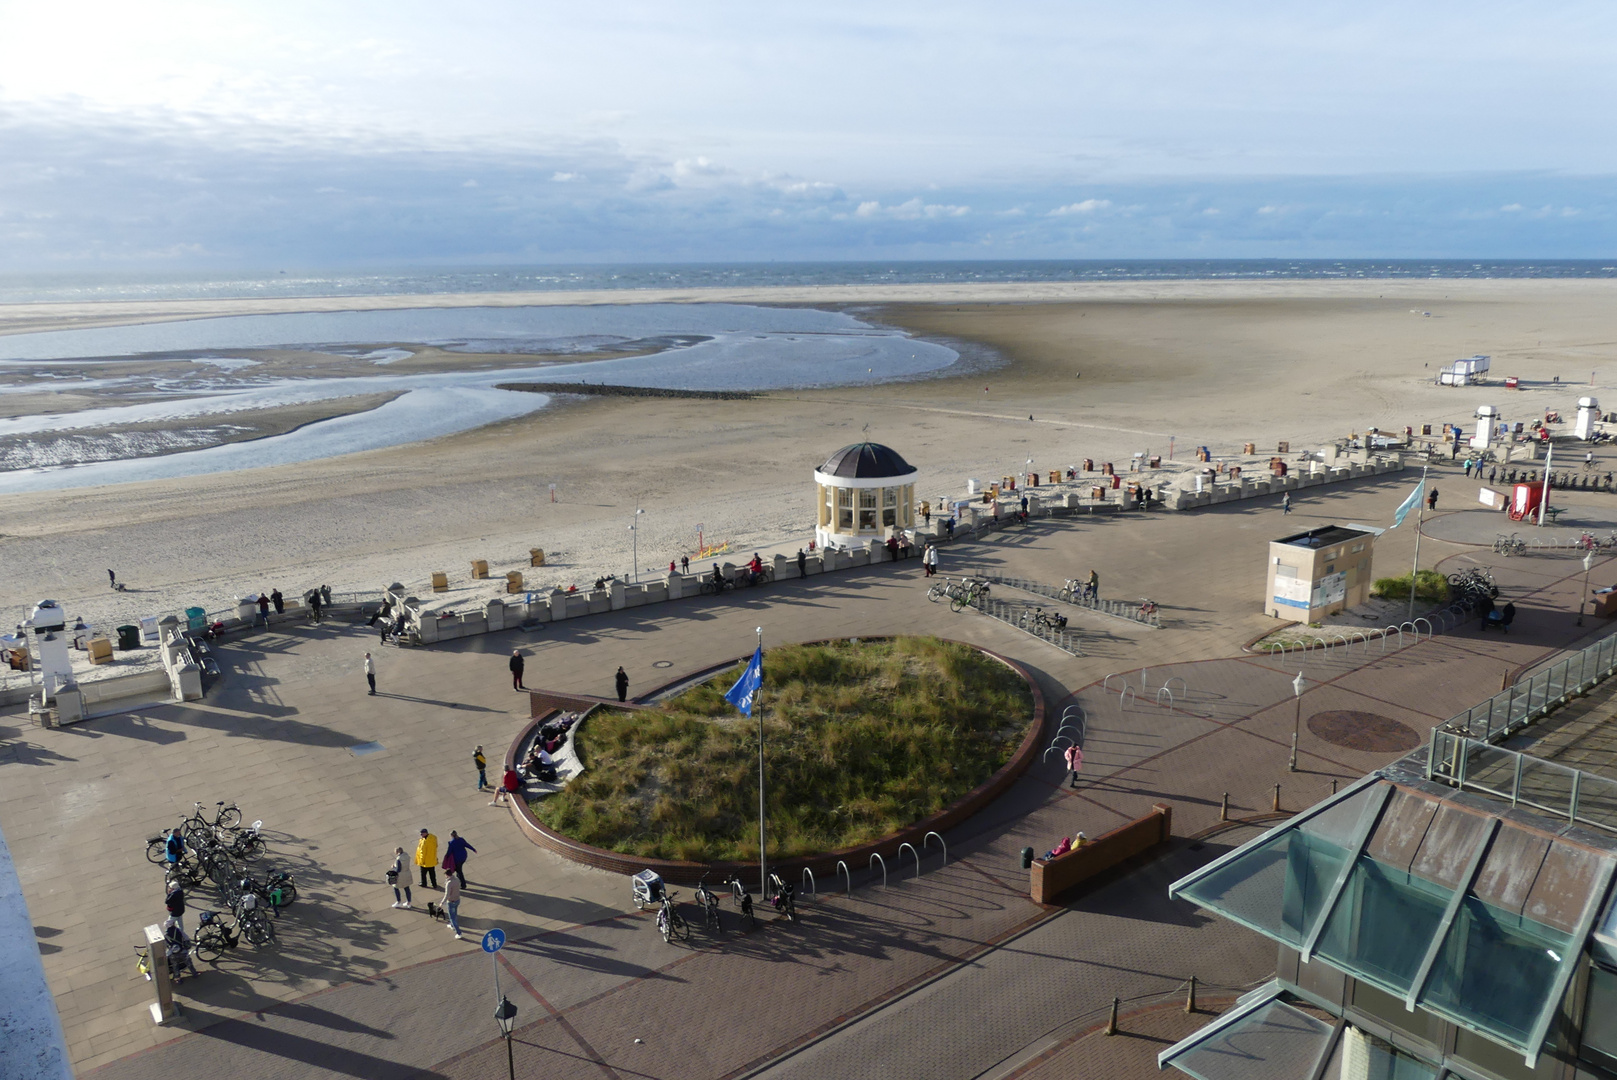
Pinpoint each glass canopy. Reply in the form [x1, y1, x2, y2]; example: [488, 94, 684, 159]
[1170, 776, 1617, 1067]
[1158, 983, 1338, 1080]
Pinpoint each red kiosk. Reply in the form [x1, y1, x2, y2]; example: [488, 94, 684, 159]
[1509, 481, 1548, 522]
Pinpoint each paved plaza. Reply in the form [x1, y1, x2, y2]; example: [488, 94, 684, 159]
[7, 465, 1617, 1078]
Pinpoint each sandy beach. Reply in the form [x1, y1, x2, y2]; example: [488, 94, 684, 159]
[4, 279, 1617, 639]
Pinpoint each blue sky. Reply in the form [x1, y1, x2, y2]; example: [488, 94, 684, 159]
[1, 1, 1613, 267]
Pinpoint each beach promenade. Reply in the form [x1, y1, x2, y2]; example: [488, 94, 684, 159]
[6, 467, 1617, 1079]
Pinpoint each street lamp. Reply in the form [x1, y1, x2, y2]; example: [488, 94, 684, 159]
[1579, 548, 1596, 626]
[494, 995, 518, 1080]
[1289, 671, 1306, 772]
[629, 506, 644, 583]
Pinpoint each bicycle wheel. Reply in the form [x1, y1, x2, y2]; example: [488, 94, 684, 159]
[237, 835, 266, 862]
[658, 909, 671, 943]
[926, 586, 942, 603]
[271, 882, 297, 908]
[1447, 573, 1466, 586]
[216, 806, 242, 830]
[195, 928, 223, 963]
[949, 596, 967, 613]
[146, 838, 168, 864]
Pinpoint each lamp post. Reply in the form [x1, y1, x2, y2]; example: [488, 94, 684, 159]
[1290, 671, 1306, 772]
[1579, 548, 1596, 626]
[494, 995, 518, 1080]
[629, 506, 644, 583]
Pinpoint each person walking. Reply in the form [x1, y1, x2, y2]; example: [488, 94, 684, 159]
[271, 588, 284, 615]
[923, 543, 938, 577]
[474, 745, 488, 791]
[443, 874, 463, 939]
[680, 555, 690, 575]
[364, 652, 376, 695]
[1281, 492, 1292, 515]
[1463, 459, 1473, 478]
[108, 568, 117, 590]
[945, 516, 955, 538]
[444, 831, 476, 889]
[1488, 465, 1497, 484]
[797, 548, 807, 579]
[615, 666, 629, 702]
[388, 846, 413, 908]
[1063, 743, 1083, 790]
[509, 649, 525, 691]
[256, 592, 270, 626]
[1427, 488, 1440, 511]
[415, 829, 438, 889]
[921, 500, 931, 525]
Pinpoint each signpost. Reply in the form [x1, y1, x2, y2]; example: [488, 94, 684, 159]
[483, 928, 515, 1079]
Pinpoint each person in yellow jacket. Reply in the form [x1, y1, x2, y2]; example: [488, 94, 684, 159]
[415, 828, 439, 889]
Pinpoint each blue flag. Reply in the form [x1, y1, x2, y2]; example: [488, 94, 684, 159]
[724, 647, 764, 717]
[1389, 479, 1425, 528]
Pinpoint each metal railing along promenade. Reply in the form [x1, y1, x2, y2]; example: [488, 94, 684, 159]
[1436, 631, 1617, 745]
[975, 571, 1162, 628]
[1427, 733, 1617, 837]
[960, 592, 1083, 656]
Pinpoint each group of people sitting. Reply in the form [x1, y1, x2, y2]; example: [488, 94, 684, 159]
[519, 713, 579, 783]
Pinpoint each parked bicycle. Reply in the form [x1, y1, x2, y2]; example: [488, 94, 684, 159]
[1138, 598, 1159, 619]
[1018, 607, 1068, 633]
[655, 888, 689, 943]
[693, 873, 721, 931]
[193, 910, 241, 963]
[726, 875, 757, 929]
[1493, 533, 1527, 557]
[180, 800, 243, 841]
[766, 872, 797, 923]
[135, 921, 198, 983]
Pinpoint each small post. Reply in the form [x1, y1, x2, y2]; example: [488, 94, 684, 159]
[1106, 996, 1120, 1036]
[1272, 783, 1281, 812]
[1331, 778, 1339, 794]
[1219, 792, 1229, 822]
[1186, 976, 1197, 1013]
[1501, 668, 1512, 692]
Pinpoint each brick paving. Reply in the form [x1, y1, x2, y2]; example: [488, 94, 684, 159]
[7, 469, 1617, 1078]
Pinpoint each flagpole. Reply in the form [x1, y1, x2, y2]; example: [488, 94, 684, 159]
[754, 626, 767, 904]
[1538, 440, 1553, 527]
[1409, 464, 1428, 622]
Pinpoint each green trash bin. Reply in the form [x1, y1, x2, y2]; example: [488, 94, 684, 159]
[185, 607, 206, 632]
[117, 624, 140, 650]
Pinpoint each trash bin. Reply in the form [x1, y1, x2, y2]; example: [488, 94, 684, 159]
[185, 607, 206, 631]
[116, 624, 141, 650]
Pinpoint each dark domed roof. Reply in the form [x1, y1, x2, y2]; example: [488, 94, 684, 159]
[818, 441, 915, 479]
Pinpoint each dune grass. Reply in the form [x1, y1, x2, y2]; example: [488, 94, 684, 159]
[1371, 570, 1450, 603]
[531, 636, 1034, 862]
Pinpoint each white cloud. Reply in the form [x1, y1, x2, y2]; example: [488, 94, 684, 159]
[1049, 199, 1111, 216]
[1500, 203, 1523, 211]
[551, 172, 581, 182]
[1257, 204, 1279, 214]
[854, 197, 969, 220]
[462, 178, 479, 187]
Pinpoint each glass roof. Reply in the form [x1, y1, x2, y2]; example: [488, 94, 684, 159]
[1169, 777, 1617, 1066]
[1158, 984, 1337, 1080]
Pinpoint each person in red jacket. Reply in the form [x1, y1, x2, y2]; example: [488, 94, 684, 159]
[490, 766, 522, 806]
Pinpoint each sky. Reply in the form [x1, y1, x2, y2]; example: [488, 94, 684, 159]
[0, 1, 1613, 268]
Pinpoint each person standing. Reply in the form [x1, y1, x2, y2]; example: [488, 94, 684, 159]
[680, 555, 690, 575]
[388, 846, 412, 908]
[1087, 569, 1099, 601]
[921, 500, 931, 525]
[945, 516, 955, 539]
[444, 831, 476, 889]
[364, 652, 376, 695]
[271, 588, 284, 615]
[1063, 743, 1083, 790]
[256, 592, 269, 626]
[443, 874, 463, 939]
[1427, 488, 1439, 511]
[164, 882, 187, 934]
[1281, 492, 1292, 515]
[923, 543, 938, 577]
[615, 666, 629, 702]
[415, 829, 438, 889]
[797, 548, 807, 579]
[474, 745, 488, 791]
[509, 649, 525, 691]
[108, 568, 117, 589]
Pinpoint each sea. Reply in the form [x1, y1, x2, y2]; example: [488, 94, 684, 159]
[1, 260, 1611, 493]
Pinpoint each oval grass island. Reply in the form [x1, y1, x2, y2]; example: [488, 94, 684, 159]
[512, 636, 1045, 883]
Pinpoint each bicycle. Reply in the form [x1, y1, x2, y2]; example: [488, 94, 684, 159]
[726, 875, 756, 929]
[1493, 533, 1527, 556]
[1018, 607, 1068, 633]
[146, 826, 186, 865]
[693, 873, 721, 931]
[193, 910, 241, 963]
[1138, 598, 1159, 619]
[766, 872, 797, 923]
[181, 801, 243, 840]
[655, 888, 689, 943]
[233, 889, 277, 947]
[948, 578, 991, 613]
[699, 576, 736, 596]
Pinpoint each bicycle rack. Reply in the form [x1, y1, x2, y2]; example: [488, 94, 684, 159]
[1156, 687, 1174, 707]
[1102, 673, 1122, 695]
[898, 842, 921, 878]
[976, 571, 1162, 629]
[924, 831, 947, 868]
[836, 860, 851, 899]
[1163, 677, 1187, 699]
[801, 867, 816, 896]
[1119, 685, 1136, 711]
[1414, 617, 1433, 639]
[869, 853, 887, 890]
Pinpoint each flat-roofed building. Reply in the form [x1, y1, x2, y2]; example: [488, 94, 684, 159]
[1267, 525, 1376, 623]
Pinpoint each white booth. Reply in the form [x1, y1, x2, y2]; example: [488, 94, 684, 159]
[1470, 405, 1502, 450]
[1577, 396, 1602, 440]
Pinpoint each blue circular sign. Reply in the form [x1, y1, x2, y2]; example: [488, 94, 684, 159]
[481, 928, 506, 954]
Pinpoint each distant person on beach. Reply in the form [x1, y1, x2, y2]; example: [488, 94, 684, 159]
[510, 649, 525, 691]
[1428, 488, 1439, 511]
[108, 569, 117, 589]
[271, 588, 284, 614]
[681, 555, 690, 575]
[615, 666, 629, 702]
[1281, 492, 1292, 514]
[364, 652, 376, 695]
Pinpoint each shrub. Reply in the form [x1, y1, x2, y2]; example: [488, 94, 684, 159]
[1371, 570, 1449, 603]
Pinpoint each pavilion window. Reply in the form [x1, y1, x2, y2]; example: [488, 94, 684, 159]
[882, 487, 897, 527]
[837, 487, 853, 530]
[859, 489, 878, 531]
